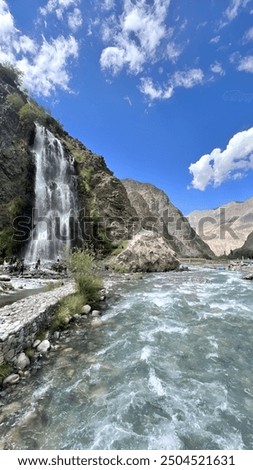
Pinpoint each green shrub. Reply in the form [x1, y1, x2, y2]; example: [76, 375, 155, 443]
[0, 362, 12, 380]
[19, 102, 47, 132]
[0, 226, 16, 259]
[68, 249, 102, 304]
[50, 250, 102, 331]
[0, 63, 23, 87]
[7, 196, 26, 219]
[6, 92, 25, 110]
[24, 347, 34, 359]
[36, 329, 47, 341]
[50, 293, 84, 331]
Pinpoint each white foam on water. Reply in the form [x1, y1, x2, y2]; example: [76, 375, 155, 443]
[32, 382, 51, 399]
[148, 368, 166, 397]
[148, 424, 182, 450]
[140, 323, 188, 342]
[140, 345, 152, 362]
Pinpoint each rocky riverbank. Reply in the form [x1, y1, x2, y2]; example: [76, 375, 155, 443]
[0, 282, 76, 384]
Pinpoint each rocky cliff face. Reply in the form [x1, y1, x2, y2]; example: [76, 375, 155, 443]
[122, 179, 215, 259]
[230, 231, 253, 258]
[61, 137, 138, 254]
[0, 65, 137, 259]
[0, 64, 215, 262]
[0, 68, 35, 258]
[188, 198, 253, 256]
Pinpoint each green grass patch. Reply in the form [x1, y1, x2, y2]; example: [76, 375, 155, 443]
[36, 329, 47, 341]
[0, 362, 12, 380]
[111, 240, 129, 256]
[50, 293, 84, 332]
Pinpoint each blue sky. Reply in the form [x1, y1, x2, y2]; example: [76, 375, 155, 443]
[1, 0, 253, 214]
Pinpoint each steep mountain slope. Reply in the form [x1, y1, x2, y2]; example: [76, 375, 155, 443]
[230, 230, 253, 258]
[0, 64, 215, 262]
[0, 64, 137, 259]
[188, 198, 253, 256]
[122, 179, 215, 259]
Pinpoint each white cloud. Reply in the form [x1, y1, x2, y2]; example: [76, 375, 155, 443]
[237, 55, 253, 73]
[224, 0, 251, 21]
[0, 0, 16, 39]
[68, 7, 83, 31]
[167, 42, 183, 63]
[100, 0, 171, 75]
[140, 68, 204, 101]
[40, 0, 83, 30]
[40, 0, 79, 17]
[210, 62, 225, 76]
[189, 127, 253, 190]
[172, 68, 204, 88]
[17, 36, 79, 96]
[0, 0, 79, 96]
[210, 35, 220, 44]
[102, 0, 115, 10]
[243, 26, 253, 42]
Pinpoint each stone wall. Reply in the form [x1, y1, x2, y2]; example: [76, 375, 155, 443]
[0, 282, 75, 365]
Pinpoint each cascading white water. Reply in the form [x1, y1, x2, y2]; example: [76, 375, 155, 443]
[25, 124, 79, 263]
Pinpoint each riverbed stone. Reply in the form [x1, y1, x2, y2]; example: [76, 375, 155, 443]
[37, 340, 51, 353]
[16, 352, 30, 371]
[33, 340, 41, 348]
[53, 331, 60, 340]
[91, 318, 103, 327]
[81, 304, 91, 315]
[3, 374, 20, 386]
[91, 310, 101, 317]
[4, 348, 15, 362]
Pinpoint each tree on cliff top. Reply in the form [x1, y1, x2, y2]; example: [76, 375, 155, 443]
[0, 62, 23, 88]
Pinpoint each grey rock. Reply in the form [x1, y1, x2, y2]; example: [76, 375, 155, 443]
[91, 318, 103, 327]
[37, 340, 51, 353]
[73, 314, 81, 320]
[112, 230, 180, 273]
[81, 304, 92, 315]
[33, 340, 41, 348]
[91, 310, 101, 317]
[53, 331, 60, 340]
[3, 374, 20, 385]
[4, 348, 15, 362]
[16, 352, 30, 371]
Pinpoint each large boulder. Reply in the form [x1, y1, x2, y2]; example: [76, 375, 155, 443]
[111, 230, 180, 272]
[16, 352, 30, 371]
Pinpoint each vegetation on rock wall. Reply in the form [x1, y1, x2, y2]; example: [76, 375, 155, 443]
[0, 63, 23, 88]
[50, 249, 102, 331]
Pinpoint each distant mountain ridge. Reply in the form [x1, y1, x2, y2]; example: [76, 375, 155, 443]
[122, 179, 215, 259]
[187, 197, 253, 256]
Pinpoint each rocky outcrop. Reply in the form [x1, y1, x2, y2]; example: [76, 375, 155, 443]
[187, 197, 253, 256]
[0, 65, 137, 258]
[111, 230, 180, 272]
[64, 140, 138, 252]
[0, 70, 35, 259]
[230, 231, 253, 259]
[122, 179, 214, 259]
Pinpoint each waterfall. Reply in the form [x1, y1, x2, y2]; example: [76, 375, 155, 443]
[25, 123, 80, 263]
